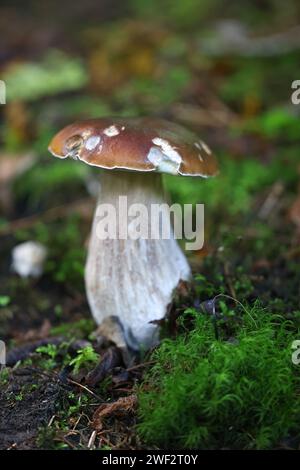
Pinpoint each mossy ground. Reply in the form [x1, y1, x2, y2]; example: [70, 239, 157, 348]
[138, 305, 300, 449]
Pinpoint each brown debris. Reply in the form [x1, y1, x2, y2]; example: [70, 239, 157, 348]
[85, 347, 123, 387]
[92, 395, 137, 431]
[289, 194, 300, 233]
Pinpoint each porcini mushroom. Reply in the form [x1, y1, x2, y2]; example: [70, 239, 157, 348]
[48, 118, 218, 350]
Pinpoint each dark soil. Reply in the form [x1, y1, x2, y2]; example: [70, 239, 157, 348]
[0, 368, 67, 450]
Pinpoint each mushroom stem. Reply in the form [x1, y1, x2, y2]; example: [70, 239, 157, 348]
[85, 170, 191, 350]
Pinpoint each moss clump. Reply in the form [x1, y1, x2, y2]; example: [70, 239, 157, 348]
[50, 318, 95, 339]
[138, 305, 300, 449]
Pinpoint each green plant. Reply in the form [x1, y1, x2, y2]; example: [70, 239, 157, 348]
[0, 296, 10, 307]
[36, 344, 60, 369]
[4, 49, 87, 102]
[69, 346, 99, 374]
[0, 368, 9, 386]
[36, 344, 58, 359]
[15, 392, 24, 401]
[138, 304, 300, 449]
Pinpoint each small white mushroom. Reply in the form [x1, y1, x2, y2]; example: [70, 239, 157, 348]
[12, 241, 47, 278]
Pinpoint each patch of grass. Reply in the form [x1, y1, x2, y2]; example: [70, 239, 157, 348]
[138, 303, 300, 449]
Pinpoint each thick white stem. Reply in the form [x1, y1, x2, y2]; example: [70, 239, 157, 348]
[85, 171, 191, 350]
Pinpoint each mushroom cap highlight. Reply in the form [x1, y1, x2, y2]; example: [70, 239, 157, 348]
[48, 117, 218, 177]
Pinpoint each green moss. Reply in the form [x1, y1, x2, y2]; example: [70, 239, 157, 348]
[165, 151, 298, 216]
[219, 53, 300, 109]
[70, 346, 99, 374]
[138, 304, 300, 449]
[4, 50, 87, 102]
[50, 318, 95, 339]
[34, 342, 71, 370]
[246, 108, 300, 141]
[114, 66, 192, 110]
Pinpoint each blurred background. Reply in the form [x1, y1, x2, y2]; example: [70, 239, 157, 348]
[0, 0, 300, 348]
[0, 0, 300, 337]
[1, 0, 300, 452]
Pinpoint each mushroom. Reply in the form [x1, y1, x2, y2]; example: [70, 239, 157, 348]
[48, 118, 218, 350]
[12, 241, 47, 278]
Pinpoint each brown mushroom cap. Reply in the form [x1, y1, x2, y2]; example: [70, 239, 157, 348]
[48, 117, 218, 177]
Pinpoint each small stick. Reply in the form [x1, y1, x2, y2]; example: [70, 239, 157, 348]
[87, 430, 97, 449]
[67, 377, 103, 401]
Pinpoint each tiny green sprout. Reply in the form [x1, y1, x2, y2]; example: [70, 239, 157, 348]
[138, 304, 300, 449]
[69, 346, 99, 374]
[36, 344, 60, 369]
[0, 368, 9, 385]
[15, 392, 24, 401]
[36, 344, 58, 359]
